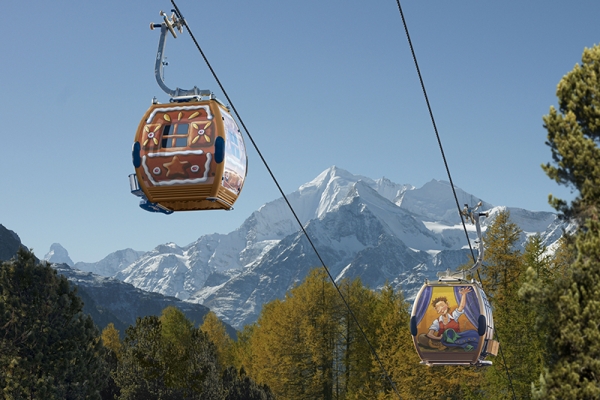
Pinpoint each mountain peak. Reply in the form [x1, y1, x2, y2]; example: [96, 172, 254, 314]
[44, 243, 74, 267]
[299, 166, 365, 192]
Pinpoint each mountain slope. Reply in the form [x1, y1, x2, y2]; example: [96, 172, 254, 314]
[0, 224, 24, 262]
[53, 263, 237, 338]
[75, 248, 145, 277]
[68, 166, 568, 329]
[0, 229, 236, 338]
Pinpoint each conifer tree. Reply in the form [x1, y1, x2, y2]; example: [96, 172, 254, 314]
[529, 43, 600, 399]
[101, 323, 122, 360]
[100, 323, 122, 399]
[230, 325, 256, 377]
[337, 278, 378, 399]
[159, 306, 197, 390]
[522, 234, 552, 284]
[519, 235, 575, 392]
[0, 248, 108, 399]
[480, 210, 522, 302]
[519, 235, 551, 366]
[549, 234, 577, 280]
[542, 44, 600, 222]
[249, 268, 341, 399]
[480, 210, 543, 398]
[115, 316, 165, 398]
[302, 271, 340, 400]
[249, 297, 308, 398]
[201, 311, 234, 371]
[115, 310, 222, 399]
[221, 366, 275, 400]
[363, 283, 420, 399]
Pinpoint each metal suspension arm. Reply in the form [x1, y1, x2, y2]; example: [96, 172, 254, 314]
[438, 201, 489, 281]
[461, 201, 488, 272]
[150, 11, 211, 99]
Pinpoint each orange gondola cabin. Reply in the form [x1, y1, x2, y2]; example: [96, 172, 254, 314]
[130, 100, 247, 213]
[129, 11, 247, 214]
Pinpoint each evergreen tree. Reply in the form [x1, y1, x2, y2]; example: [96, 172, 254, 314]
[542, 44, 600, 222]
[115, 316, 165, 399]
[525, 227, 600, 400]
[221, 366, 275, 400]
[529, 43, 600, 399]
[115, 310, 222, 399]
[519, 235, 574, 394]
[185, 328, 224, 399]
[0, 248, 108, 399]
[520, 234, 576, 336]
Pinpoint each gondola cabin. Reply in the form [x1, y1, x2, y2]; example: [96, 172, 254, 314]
[130, 99, 247, 213]
[410, 279, 499, 366]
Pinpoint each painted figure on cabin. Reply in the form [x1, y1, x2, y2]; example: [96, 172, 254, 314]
[426, 287, 480, 351]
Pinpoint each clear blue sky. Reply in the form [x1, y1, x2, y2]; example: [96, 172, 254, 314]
[1, 0, 596, 262]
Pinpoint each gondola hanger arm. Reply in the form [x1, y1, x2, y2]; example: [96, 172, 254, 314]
[150, 10, 211, 100]
[437, 201, 489, 281]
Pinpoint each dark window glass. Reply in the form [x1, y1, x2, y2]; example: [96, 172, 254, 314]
[161, 124, 188, 149]
[163, 125, 173, 135]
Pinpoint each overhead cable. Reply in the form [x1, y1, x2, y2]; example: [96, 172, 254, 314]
[169, 1, 402, 398]
[393, 1, 517, 398]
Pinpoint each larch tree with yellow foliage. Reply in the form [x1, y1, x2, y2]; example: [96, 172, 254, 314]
[201, 311, 234, 371]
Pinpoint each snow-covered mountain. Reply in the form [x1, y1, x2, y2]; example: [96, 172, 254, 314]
[67, 166, 568, 329]
[44, 243, 74, 267]
[75, 248, 145, 277]
[44, 244, 145, 276]
[0, 227, 236, 337]
[53, 263, 236, 338]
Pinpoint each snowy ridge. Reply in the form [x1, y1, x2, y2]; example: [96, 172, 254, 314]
[62, 166, 569, 329]
[74, 248, 145, 277]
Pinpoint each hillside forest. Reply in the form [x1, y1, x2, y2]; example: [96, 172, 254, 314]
[1, 44, 599, 399]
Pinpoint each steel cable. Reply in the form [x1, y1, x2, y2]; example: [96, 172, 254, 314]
[170, 1, 402, 398]
[393, 1, 517, 398]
